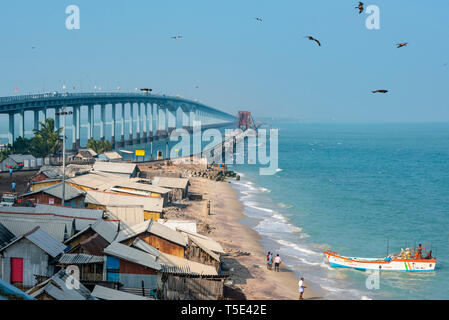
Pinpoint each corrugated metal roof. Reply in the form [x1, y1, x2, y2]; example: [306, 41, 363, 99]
[91, 219, 119, 243]
[181, 230, 225, 254]
[158, 252, 218, 276]
[103, 152, 123, 161]
[0, 218, 68, 242]
[85, 190, 164, 213]
[91, 285, 151, 300]
[93, 162, 138, 175]
[78, 233, 110, 256]
[158, 219, 197, 234]
[35, 204, 103, 231]
[0, 223, 15, 249]
[104, 242, 161, 270]
[58, 253, 105, 265]
[106, 206, 145, 227]
[27, 269, 94, 300]
[116, 220, 187, 247]
[24, 227, 67, 258]
[152, 177, 189, 189]
[132, 238, 162, 258]
[7, 154, 37, 163]
[23, 183, 85, 201]
[1, 226, 66, 258]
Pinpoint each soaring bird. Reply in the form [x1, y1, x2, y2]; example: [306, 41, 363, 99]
[372, 90, 388, 94]
[305, 36, 321, 47]
[396, 42, 408, 48]
[356, 2, 364, 14]
[171, 36, 183, 40]
[255, 17, 263, 22]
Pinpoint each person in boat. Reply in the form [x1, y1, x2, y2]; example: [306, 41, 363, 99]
[415, 244, 423, 259]
[425, 250, 433, 260]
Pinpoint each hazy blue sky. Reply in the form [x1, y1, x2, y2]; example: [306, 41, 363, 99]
[0, 0, 448, 122]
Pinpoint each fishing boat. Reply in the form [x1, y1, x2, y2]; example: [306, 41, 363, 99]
[324, 246, 436, 272]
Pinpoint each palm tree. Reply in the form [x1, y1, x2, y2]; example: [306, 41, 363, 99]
[87, 139, 113, 154]
[0, 144, 12, 161]
[32, 118, 63, 157]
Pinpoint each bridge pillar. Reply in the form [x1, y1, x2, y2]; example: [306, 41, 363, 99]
[87, 105, 94, 141]
[136, 103, 141, 144]
[111, 104, 116, 147]
[120, 103, 125, 147]
[128, 102, 134, 146]
[100, 104, 106, 141]
[39, 108, 47, 123]
[142, 103, 148, 144]
[33, 110, 39, 133]
[18, 110, 25, 139]
[54, 107, 60, 131]
[166, 108, 176, 134]
[72, 106, 80, 151]
[8, 113, 14, 145]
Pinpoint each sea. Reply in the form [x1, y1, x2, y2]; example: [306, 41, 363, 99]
[229, 122, 449, 300]
[3, 114, 449, 299]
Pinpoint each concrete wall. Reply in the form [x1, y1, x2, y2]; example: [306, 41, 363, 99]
[1, 238, 53, 288]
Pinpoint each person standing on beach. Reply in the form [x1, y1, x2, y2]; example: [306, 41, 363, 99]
[274, 254, 282, 272]
[266, 252, 271, 270]
[298, 277, 306, 300]
[11, 181, 16, 193]
[9, 168, 13, 179]
[268, 252, 273, 270]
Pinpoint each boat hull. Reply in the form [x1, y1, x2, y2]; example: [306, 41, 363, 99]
[324, 251, 436, 272]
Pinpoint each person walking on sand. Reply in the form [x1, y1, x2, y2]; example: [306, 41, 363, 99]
[298, 277, 307, 300]
[268, 252, 273, 270]
[9, 168, 13, 179]
[274, 254, 282, 272]
[266, 252, 271, 270]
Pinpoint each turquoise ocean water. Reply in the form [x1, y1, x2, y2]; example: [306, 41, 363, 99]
[229, 122, 449, 300]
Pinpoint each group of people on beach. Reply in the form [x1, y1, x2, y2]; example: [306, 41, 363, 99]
[266, 251, 282, 272]
[266, 251, 307, 300]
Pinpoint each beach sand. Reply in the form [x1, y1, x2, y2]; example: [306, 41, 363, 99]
[167, 177, 322, 300]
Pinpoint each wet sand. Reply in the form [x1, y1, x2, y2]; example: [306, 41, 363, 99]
[178, 177, 322, 300]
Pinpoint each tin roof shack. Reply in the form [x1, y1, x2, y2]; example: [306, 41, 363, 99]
[101, 152, 123, 162]
[26, 269, 95, 300]
[116, 220, 187, 258]
[57, 253, 105, 282]
[1, 154, 37, 172]
[85, 190, 164, 221]
[152, 177, 190, 201]
[20, 183, 86, 207]
[0, 227, 67, 289]
[181, 230, 225, 273]
[0, 222, 15, 249]
[106, 206, 145, 227]
[103, 242, 161, 295]
[73, 149, 97, 162]
[0, 217, 72, 242]
[93, 162, 139, 178]
[131, 239, 224, 300]
[64, 219, 119, 254]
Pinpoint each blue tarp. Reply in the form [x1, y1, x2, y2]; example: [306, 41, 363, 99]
[0, 279, 35, 300]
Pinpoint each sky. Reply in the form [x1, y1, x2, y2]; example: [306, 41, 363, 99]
[0, 0, 448, 122]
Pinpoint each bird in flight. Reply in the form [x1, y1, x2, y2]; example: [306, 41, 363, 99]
[396, 42, 408, 48]
[171, 36, 183, 40]
[372, 90, 389, 94]
[305, 36, 321, 47]
[255, 17, 263, 22]
[356, 2, 364, 14]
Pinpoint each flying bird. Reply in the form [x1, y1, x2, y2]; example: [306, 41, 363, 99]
[372, 90, 389, 94]
[305, 36, 321, 47]
[255, 17, 263, 22]
[356, 2, 364, 14]
[171, 36, 183, 40]
[396, 42, 408, 48]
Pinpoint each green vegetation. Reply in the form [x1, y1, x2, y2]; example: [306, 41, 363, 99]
[0, 118, 63, 160]
[86, 138, 112, 154]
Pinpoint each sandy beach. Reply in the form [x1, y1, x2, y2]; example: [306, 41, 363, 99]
[166, 176, 322, 300]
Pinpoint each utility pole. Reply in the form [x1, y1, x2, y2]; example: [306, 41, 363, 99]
[56, 107, 73, 207]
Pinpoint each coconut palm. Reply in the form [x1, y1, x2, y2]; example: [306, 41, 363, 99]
[86, 138, 113, 154]
[32, 118, 63, 157]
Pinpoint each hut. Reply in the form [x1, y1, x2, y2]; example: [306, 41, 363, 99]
[103, 242, 161, 295]
[1, 154, 37, 172]
[20, 182, 86, 207]
[57, 253, 105, 282]
[85, 190, 164, 221]
[152, 177, 190, 201]
[116, 220, 187, 258]
[93, 162, 139, 178]
[0, 227, 67, 289]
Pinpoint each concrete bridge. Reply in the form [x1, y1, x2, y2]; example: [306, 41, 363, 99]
[0, 92, 236, 150]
